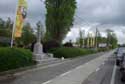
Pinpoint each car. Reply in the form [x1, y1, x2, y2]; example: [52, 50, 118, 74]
[116, 47, 125, 66]
[121, 53, 125, 82]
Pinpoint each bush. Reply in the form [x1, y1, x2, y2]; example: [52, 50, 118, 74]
[63, 42, 73, 47]
[0, 47, 34, 72]
[0, 43, 9, 47]
[49, 47, 97, 58]
[43, 40, 61, 53]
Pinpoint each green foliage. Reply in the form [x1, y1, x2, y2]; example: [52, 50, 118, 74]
[106, 29, 118, 49]
[0, 18, 13, 37]
[49, 47, 97, 58]
[0, 18, 36, 47]
[0, 43, 9, 47]
[16, 23, 36, 47]
[0, 47, 34, 72]
[76, 30, 84, 47]
[45, 0, 77, 43]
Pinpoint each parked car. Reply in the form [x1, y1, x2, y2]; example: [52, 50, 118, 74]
[114, 48, 118, 54]
[116, 47, 125, 66]
[121, 53, 125, 82]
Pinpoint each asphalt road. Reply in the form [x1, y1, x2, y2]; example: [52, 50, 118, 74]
[82, 54, 114, 84]
[115, 65, 124, 84]
[82, 54, 125, 84]
[0, 52, 105, 84]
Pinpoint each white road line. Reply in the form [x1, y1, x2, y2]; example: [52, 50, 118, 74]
[60, 71, 72, 77]
[101, 62, 105, 65]
[76, 65, 83, 69]
[76, 62, 89, 70]
[96, 68, 100, 72]
[86, 62, 89, 65]
[14, 60, 70, 76]
[110, 65, 117, 84]
[41, 52, 111, 84]
[42, 70, 73, 84]
[42, 80, 52, 84]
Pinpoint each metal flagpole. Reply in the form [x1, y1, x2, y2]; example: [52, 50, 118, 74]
[95, 28, 98, 49]
[11, 0, 18, 48]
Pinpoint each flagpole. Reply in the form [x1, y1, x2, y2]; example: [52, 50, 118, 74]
[95, 28, 98, 49]
[11, 0, 18, 48]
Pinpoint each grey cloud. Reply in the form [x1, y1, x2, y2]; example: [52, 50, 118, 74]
[0, 0, 125, 43]
[76, 0, 125, 26]
[0, 0, 45, 25]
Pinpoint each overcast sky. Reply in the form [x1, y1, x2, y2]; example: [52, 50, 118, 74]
[0, 0, 125, 44]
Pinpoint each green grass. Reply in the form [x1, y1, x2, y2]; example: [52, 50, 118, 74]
[0, 47, 34, 72]
[49, 47, 97, 58]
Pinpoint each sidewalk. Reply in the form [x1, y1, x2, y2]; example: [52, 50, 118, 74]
[42, 52, 113, 84]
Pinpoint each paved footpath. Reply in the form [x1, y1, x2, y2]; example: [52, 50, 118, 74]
[41, 51, 113, 84]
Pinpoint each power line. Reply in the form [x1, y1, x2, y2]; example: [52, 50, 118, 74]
[75, 15, 90, 26]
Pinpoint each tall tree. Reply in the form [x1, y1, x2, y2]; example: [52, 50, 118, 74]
[77, 30, 84, 48]
[45, 0, 76, 44]
[106, 29, 118, 49]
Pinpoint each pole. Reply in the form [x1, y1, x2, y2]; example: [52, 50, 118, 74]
[95, 28, 98, 49]
[11, 0, 18, 48]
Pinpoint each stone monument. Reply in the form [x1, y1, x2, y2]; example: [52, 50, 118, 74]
[33, 21, 45, 62]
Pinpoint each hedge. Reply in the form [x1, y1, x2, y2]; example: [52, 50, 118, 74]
[49, 47, 97, 58]
[0, 47, 34, 72]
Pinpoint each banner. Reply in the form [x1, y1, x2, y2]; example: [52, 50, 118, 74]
[14, 0, 27, 37]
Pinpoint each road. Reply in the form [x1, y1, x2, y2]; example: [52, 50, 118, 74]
[0, 52, 105, 84]
[82, 53, 124, 84]
[0, 51, 124, 84]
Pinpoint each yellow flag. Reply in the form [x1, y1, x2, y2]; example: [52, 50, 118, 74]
[14, 0, 27, 38]
[87, 37, 89, 48]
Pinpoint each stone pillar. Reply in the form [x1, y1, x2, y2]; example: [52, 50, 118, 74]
[33, 21, 45, 62]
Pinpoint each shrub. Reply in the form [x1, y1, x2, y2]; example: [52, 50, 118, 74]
[0, 43, 9, 47]
[63, 42, 73, 47]
[43, 40, 61, 53]
[49, 47, 97, 58]
[0, 47, 34, 72]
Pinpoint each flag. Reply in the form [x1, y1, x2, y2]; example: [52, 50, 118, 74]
[87, 33, 90, 48]
[14, 0, 27, 37]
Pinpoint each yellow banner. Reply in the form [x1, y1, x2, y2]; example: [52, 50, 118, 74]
[14, 0, 27, 38]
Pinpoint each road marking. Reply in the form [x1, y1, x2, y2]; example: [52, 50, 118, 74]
[96, 68, 100, 72]
[14, 60, 70, 76]
[86, 62, 89, 65]
[60, 71, 72, 77]
[102, 62, 105, 65]
[42, 70, 73, 84]
[42, 80, 52, 84]
[41, 52, 112, 84]
[110, 65, 117, 84]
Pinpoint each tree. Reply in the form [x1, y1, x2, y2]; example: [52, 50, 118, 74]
[16, 23, 36, 47]
[77, 30, 84, 48]
[63, 40, 73, 47]
[0, 18, 13, 37]
[106, 29, 118, 49]
[45, 0, 77, 45]
[5, 17, 12, 29]
[0, 18, 5, 29]
[110, 33, 118, 48]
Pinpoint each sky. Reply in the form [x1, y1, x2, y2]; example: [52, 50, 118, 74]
[0, 0, 125, 44]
